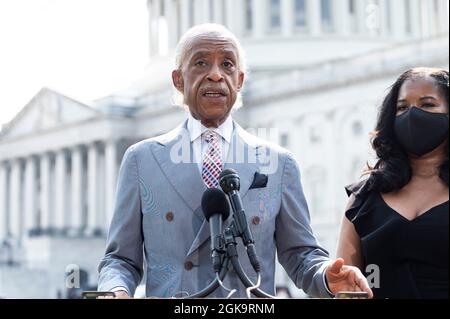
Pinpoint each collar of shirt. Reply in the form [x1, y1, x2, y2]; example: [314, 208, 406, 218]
[187, 112, 233, 144]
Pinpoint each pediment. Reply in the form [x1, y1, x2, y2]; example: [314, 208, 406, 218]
[1, 88, 99, 139]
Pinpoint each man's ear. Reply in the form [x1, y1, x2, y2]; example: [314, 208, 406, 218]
[172, 70, 184, 93]
[237, 71, 245, 91]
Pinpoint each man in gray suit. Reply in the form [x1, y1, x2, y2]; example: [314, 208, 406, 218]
[98, 24, 373, 298]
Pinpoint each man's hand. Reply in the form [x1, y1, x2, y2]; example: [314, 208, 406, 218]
[113, 290, 130, 298]
[325, 258, 373, 298]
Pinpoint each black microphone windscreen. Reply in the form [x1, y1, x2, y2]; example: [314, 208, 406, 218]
[201, 188, 230, 221]
[219, 168, 237, 179]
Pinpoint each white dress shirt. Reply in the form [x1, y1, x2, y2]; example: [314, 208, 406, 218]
[187, 112, 234, 173]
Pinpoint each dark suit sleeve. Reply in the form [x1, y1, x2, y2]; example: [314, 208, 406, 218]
[275, 153, 332, 298]
[98, 146, 143, 295]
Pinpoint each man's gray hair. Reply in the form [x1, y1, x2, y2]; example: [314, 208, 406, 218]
[172, 23, 248, 110]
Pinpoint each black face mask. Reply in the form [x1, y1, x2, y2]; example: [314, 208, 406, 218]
[394, 107, 449, 156]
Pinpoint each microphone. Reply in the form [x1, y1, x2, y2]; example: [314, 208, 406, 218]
[201, 188, 230, 273]
[219, 169, 261, 273]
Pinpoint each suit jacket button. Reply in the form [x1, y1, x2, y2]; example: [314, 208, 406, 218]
[252, 216, 261, 225]
[184, 261, 194, 271]
[166, 212, 174, 222]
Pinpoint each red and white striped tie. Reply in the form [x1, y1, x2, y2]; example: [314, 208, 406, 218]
[202, 130, 223, 188]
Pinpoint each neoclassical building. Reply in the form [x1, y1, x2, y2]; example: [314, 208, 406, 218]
[0, 0, 448, 298]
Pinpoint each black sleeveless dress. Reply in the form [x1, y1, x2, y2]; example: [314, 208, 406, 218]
[345, 181, 449, 299]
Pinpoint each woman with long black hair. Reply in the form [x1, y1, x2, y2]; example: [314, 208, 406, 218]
[337, 67, 449, 299]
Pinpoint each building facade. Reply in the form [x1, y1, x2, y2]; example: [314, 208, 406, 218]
[0, 0, 448, 298]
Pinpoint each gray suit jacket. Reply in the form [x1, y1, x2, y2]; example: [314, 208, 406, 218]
[98, 120, 331, 298]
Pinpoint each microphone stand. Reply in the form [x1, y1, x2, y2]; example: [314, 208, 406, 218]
[181, 221, 276, 299]
[182, 215, 276, 299]
[184, 220, 276, 299]
[223, 223, 276, 299]
[184, 257, 230, 299]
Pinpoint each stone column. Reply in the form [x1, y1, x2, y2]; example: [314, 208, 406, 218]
[87, 143, 99, 234]
[354, 0, 367, 34]
[281, 0, 294, 37]
[0, 162, 8, 241]
[9, 159, 22, 243]
[435, 0, 448, 34]
[442, 0, 450, 33]
[220, 0, 227, 25]
[40, 153, 51, 232]
[427, 0, 438, 36]
[419, 0, 431, 38]
[104, 141, 118, 228]
[212, 0, 223, 24]
[180, 0, 190, 33]
[391, 0, 407, 38]
[147, 0, 156, 56]
[253, 0, 265, 38]
[333, 0, 350, 35]
[378, 0, 390, 37]
[307, 0, 321, 35]
[166, 0, 178, 49]
[97, 151, 106, 234]
[225, 0, 240, 34]
[70, 146, 83, 234]
[54, 149, 67, 232]
[154, 0, 162, 55]
[199, 0, 210, 24]
[24, 156, 38, 235]
[408, 0, 421, 38]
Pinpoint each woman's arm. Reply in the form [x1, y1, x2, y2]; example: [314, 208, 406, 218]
[336, 195, 364, 270]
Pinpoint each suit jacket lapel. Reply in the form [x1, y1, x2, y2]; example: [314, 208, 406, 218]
[223, 123, 261, 199]
[151, 121, 206, 220]
[186, 122, 261, 257]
